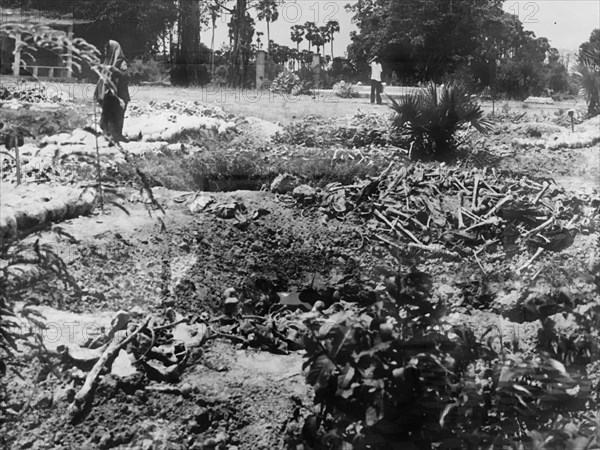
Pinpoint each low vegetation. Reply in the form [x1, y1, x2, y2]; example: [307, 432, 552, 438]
[296, 269, 600, 449]
[270, 71, 313, 96]
[390, 82, 494, 160]
[332, 81, 360, 99]
[575, 41, 600, 116]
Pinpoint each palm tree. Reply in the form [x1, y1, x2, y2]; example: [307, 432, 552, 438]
[325, 20, 340, 59]
[301, 49, 311, 67]
[256, 0, 279, 52]
[290, 24, 304, 52]
[304, 21, 318, 52]
[390, 82, 494, 160]
[289, 47, 299, 70]
[208, 2, 220, 76]
[574, 41, 600, 116]
[314, 26, 329, 56]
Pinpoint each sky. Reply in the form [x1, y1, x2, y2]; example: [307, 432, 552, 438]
[200, 0, 600, 57]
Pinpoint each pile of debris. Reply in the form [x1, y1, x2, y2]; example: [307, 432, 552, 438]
[58, 309, 207, 422]
[321, 164, 599, 264]
[273, 111, 401, 149]
[124, 100, 244, 142]
[129, 100, 231, 119]
[511, 115, 600, 150]
[0, 84, 71, 107]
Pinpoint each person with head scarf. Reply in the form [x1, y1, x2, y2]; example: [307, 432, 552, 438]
[94, 40, 130, 143]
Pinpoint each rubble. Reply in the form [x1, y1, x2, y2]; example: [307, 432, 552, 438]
[123, 100, 242, 142]
[524, 96, 554, 104]
[270, 173, 300, 194]
[292, 185, 317, 204]
[319, 164, 599, 265]
[211, 201, 246, 219]
[60, 309, 211, 422]
[188, 195, 215, 214]
[512, 115, 600, 150]
[0, 85, 72, 105]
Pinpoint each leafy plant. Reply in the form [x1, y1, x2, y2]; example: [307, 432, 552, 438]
[270, 70, 312, 96]
[574, 41, 600, 117]
[297, 270, 595, 449]
[213, 64, 229, 86]
[333, 81, 359, 99]
[270, 70, 300, 94]
[390, 82, 494, 160]
[291, 80, 313, 96]
[128, 58, 169, 84]
[0, 239, 83, 419]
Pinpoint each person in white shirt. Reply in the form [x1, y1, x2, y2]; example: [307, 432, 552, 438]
[370, 55, 383, 104]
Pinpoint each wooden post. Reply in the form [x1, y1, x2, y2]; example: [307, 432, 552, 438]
[0, 35, 5, 73]
[12, 32, 21, 77]
[312, 53, 320, 97]
[14, 135, 22, 186]
[66, 24, 73, 78]
[256, 50, 266, 90]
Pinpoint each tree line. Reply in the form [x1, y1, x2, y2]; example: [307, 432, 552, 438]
[346, 0, 589, 99]
[4, 0, 598, 101]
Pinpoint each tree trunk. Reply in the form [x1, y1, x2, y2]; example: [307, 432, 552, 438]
[230, 0, 248, 87]
[175, 0, 201, 85]
[266, 20, 270, 52]
[330, 37, 334, 59]
[211, 17, 216, 75]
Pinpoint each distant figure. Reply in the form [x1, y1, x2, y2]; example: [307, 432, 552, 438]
[370, 55, 383, 105]
[94, 40, 130, 144]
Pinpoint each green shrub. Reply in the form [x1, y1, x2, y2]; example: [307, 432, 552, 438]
[298, 270, 595, 449]
[270, 70, 300, 94]
[332, 81, 359, 98]
[390, 82, 493, 160]
[213, 65, 228, 86]
[291, 80, 313, 96]
[273, 113, 397, 148]
[128, 58, 169, 84]
[271, 71, 312, 96]
[574, 41, 600, 116]
[1, 240, 81, 416]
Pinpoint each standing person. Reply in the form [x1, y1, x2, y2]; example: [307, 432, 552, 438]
[370, 55, 383, 105]
[94, 40, 130, 144]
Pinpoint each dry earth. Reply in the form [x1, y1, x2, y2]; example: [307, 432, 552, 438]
[0, 87, 599, 449]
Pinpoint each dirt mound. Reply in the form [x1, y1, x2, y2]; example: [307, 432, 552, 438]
[0, 183, 98, 240]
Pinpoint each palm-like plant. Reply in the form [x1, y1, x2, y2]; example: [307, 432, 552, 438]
[303, 21, 318, 52]
[290, 24, 305, 52]
[574, 42, 600, 116]
[313, 26, 328, 55]
[325, 20, 340, 59]
[390, 82, 494, 160]
[256, 0, 279, 52]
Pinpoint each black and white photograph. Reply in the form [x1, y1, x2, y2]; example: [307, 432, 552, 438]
[0, 0, 599, 448]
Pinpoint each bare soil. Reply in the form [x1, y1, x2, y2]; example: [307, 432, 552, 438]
[1, 91, 598, 449]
